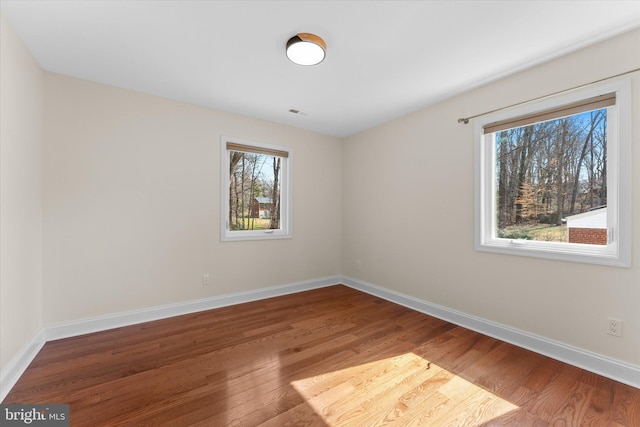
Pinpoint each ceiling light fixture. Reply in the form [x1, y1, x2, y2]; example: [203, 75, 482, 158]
[286, 33, 326, 66]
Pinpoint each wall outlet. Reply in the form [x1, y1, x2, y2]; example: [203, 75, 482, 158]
[202, 273, 210, 286]
[607, 318, 622, 337]
[355, 259, 361, 272]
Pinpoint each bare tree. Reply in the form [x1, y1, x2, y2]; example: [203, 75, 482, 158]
[554, 120, 568, 226]
[569, 110, 603, 214]
[269, 157, 281, 229]
[494, 108, 607, 235]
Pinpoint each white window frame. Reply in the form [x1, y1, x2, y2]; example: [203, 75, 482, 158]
[474, 79, 631, 267]
[221, 136, 293, 242]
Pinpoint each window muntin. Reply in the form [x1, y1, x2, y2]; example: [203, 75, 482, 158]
[221, 137, 292, 241]
[475, 79, 631, 267]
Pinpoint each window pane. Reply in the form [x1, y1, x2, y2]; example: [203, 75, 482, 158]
[228, 151, 282, 231]
[493, 108, 607, 244]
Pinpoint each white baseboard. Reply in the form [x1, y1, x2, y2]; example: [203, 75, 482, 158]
[341, 276, 640, 389]
[1, 328, 46, 402]
[3, 274, 638, 402]
[1, 275, 340, 401]
[46, 276, 341, 341]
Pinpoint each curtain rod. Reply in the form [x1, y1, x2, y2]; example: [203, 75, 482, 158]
[457, 67, 640, 125]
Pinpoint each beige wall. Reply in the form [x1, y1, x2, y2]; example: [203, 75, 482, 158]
[0, 16, 45, 371]
[43, 73, 342, 324]
[342, 29, 640, 365]
[2, 12, 637, 376]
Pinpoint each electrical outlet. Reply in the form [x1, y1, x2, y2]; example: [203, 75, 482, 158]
[202, 273, 210, 286]
[608, 318, 622, 337]
[355, 259, 361, 272]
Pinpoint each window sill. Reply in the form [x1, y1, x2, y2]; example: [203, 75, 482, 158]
[221, 230, 292, 242]
[475, 238, 629, 268]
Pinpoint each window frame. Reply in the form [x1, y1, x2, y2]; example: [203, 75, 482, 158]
[474, 79, 631, 267]
[221, 136, 293, 242]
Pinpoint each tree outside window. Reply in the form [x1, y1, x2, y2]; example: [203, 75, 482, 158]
[221, 138, 292, 241]
[475, 79, 631, 267]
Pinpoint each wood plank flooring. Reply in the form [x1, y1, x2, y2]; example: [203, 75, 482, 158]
[4, 285, 639, 426]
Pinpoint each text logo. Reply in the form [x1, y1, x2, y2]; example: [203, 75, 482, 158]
[1, 404, 69, 426]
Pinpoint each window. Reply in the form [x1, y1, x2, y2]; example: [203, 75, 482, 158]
[221, 137, 292, 241]
[475, 79, 631, 267]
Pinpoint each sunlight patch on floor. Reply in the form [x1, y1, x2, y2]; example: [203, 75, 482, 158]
[288, 352, 519, 426]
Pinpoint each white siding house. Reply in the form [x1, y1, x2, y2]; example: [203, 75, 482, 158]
[566, 207, 607, 245]
[566, 207, 607, 229]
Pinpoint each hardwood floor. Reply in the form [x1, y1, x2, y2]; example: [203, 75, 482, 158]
[4, 285, 639, 426]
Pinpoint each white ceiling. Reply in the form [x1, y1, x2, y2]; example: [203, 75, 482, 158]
[2, 1, 639, 137]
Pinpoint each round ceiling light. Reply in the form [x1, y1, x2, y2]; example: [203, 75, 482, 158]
[286, 33, 326, 66]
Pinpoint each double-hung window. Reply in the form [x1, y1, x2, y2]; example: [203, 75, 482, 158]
[475, 79, 631, 267]
[221, 137, 292, 241]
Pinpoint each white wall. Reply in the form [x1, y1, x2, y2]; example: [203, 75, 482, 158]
[342, 29, 640, 365]
[43, 73, 342, 324]
[0, 16, 44, 371]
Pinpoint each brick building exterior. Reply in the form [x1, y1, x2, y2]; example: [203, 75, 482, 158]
[568, 228, 607, 245]
[566, 206, 607, 246]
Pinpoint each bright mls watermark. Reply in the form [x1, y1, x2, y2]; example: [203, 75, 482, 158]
[1, 404, 69, 426]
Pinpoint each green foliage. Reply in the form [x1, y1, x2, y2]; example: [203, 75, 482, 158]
[231, 217, 270, 230]
[497, 228, 533, 240]
[497, 224, 568, 242]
